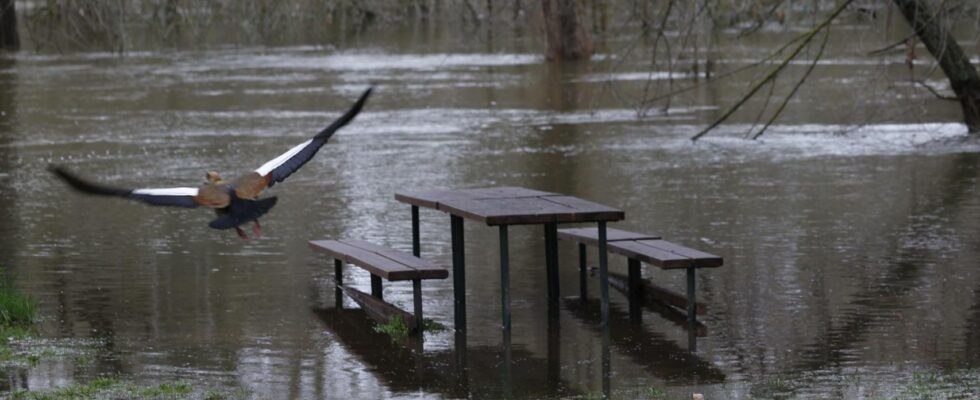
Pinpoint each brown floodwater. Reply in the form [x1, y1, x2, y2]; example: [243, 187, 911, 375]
[1, 17, 979, 399]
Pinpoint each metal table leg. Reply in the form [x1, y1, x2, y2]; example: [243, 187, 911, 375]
[411, 205, 420, 257]
[544, 223, 559, 319]
[578, 243, 588, 300]
[451, 215, 466, 332]
[499, 225, 511, 334]
[597, 221, 610, 326]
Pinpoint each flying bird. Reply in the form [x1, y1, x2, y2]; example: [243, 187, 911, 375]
[50, 88, 372, 240]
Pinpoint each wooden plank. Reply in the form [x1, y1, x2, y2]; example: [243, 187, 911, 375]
[339, 239, 448, 280]
[635, 240, 724, 268]
[606, 240, 693, 269]
[465, 186, 555, 199]
[309, 240, 420, 280]
[394, 189, 468, 209]
[341, 285, 418, 333]
[557, 227, 661, 245]
[541, 196, 624, 217]
[436, 196, 624, 226]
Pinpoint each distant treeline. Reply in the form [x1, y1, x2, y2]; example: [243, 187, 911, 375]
[11, 0, 977, 53]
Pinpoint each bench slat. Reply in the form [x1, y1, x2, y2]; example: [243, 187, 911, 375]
[339, 239, 449, 280]
[609, 240, 694, 269]
[309, 240, 421, 281]
[558, 227, 661, 244]
[635, 240, 724, 268]
[557, 227, 723, 269]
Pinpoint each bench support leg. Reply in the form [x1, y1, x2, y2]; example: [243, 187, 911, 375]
[411, 205, 420, 257]
[412, 278, 423, 334]
[598, 221, 610, 327]
[499, 225, 511, 335]
[334, 259, 344, 309]
[686, 266, 696, 324]
[451, 215, 466, 332]
[371, 275, 383, 300]
[628, 258, 642, 322]
[544, 223, 559, 319]
[578, 243, 587, 300]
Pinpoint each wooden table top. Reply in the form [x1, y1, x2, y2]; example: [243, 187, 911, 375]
[395, 186, 625, 226]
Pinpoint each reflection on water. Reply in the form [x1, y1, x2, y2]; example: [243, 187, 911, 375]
[0, 21, 979, 399]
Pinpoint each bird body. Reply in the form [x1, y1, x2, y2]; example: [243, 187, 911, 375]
[51, 88, 372, 239]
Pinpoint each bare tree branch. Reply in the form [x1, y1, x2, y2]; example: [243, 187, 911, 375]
[691, 0, 855, 142]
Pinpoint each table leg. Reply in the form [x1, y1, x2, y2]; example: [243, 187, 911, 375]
[687, 266, 696, 324]
[451, 215, 466, 332]
[334, 259, 343, 309]
[578, 243, 588, 300]
[411, 205, 420, 257]
[544, 222, 559, 318]
[686, 266, 698, 349]
[597, 221, 610, 327]
[499, 225, 511, 334]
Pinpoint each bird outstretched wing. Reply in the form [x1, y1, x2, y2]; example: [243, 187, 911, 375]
[233, 87, 372, 199]
[50, 166, 229, 208]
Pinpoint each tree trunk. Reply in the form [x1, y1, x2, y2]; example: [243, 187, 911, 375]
[0, 0, 18, 51]
[541, 0, 593, 61]
[894, 0, 980, 132]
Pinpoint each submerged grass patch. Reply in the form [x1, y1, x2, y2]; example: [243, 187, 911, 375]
[11, 380, 250, 400]
[373, 314, 410, 342]
[0, 277, 37, 327]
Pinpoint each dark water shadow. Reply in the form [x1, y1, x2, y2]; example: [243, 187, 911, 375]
[313, 307, 582, 399]
[562, 298, 726, 384]
[725, 152, 980, 400]
[791, 153, 980, 372]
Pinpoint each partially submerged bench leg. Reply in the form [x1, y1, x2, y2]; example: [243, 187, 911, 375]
[578, 243, 588, 300]
[412, 278, 423, 333]
[334, 259, 344, 308]
[627, 258, 642, 322]
[499, 225, 511, 334]
[686, 266, 696, 324]
[371, 275, 383, 300]
[450, 215, 466, 332]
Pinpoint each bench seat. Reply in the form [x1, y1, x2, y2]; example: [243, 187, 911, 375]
[557, 227, 722, 324]
[309, 239, 448, 334]
[557, 227, 722, 269]
[310, 239, 448, 281]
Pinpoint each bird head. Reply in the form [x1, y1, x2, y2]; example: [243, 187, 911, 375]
[205, 171, 224, 184]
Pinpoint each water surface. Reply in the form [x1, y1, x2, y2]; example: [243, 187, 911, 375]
[1, 21, 979, 399]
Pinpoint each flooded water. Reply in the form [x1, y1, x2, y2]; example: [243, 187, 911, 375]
[1, 17, 980, 399]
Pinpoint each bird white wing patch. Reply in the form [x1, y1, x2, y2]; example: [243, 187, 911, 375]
[132, 187, 200, 196]
[255, 139, 313, 176]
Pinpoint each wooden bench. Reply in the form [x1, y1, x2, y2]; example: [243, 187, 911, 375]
[557, 227, 723, 324]
[309, 239, 448, 333]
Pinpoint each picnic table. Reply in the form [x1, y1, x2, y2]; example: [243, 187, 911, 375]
[395, 187, 625, 333]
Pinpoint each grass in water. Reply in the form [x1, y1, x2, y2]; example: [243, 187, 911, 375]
[11, 380, 253, 399]
[373, 315, 410, 342]
[0, 276, 37, 327]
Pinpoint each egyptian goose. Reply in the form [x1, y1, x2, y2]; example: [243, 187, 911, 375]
[50, 88, 372, 240]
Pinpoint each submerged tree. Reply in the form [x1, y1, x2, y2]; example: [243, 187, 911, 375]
[894, 0, 980, 133]
[0, 0, 18, 51]
[541, 0, 593, 61]
[687, 0, 980, 140]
